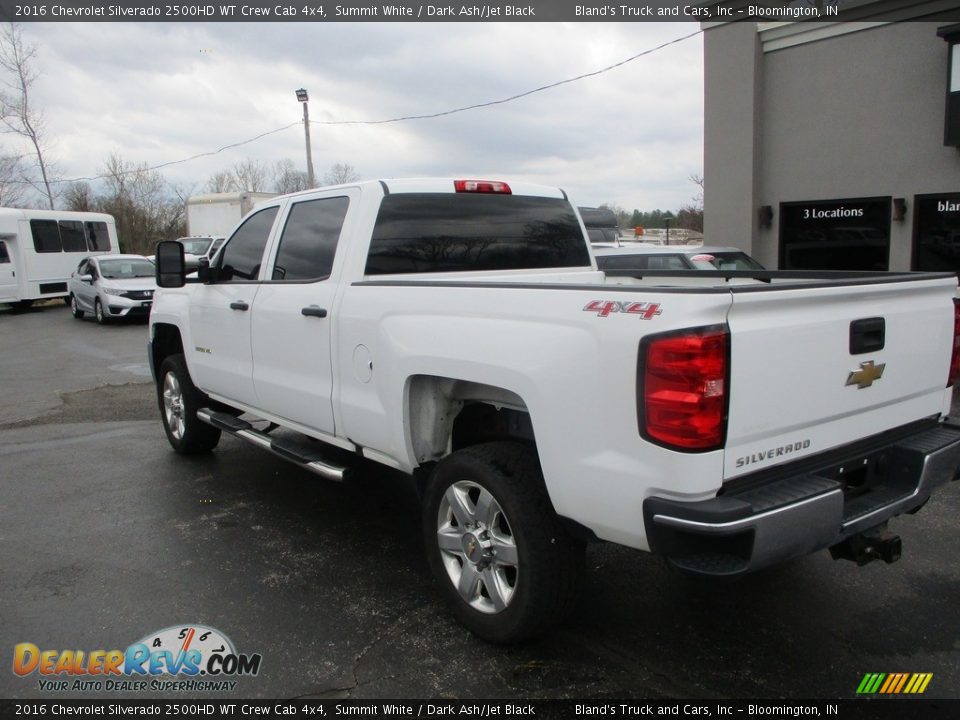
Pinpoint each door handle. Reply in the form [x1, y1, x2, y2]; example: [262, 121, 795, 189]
[301, 305, 328, 318]
[229, 301, 249, 311]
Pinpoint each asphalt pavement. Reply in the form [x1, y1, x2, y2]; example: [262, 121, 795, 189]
[1, 303, 959, 700]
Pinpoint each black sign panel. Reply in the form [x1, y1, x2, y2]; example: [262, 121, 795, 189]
[914, 193, 960, 272]
[779, 197, 891, 271]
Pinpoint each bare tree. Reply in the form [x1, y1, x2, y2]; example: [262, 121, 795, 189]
[96, 153, 186, 254]
[204, 170, 234, 194]
[272, 158, 309, 194]
[230, 158, 268, 192]
[677, 173, 705, 233]
[0, 153, 27, 206]
[322, 162, 360, 186]
[0, 23, 55, 209]
[62, 181, 95, 212]
[689, 173, 704, 205]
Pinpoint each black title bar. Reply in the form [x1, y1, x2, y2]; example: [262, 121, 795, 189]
[0, 0, 957, 23]
[1, 699, 959, 720]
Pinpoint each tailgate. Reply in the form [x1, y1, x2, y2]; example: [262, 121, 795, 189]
[723, 276, 956, 479]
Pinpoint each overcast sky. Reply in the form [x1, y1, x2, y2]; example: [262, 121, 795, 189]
[19, 22, 704, 212]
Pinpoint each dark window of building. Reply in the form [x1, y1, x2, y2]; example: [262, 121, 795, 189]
[30, 219, 62, 253]
[85, 222, 110, 251]
[217, 206, 278, 282]
[938, 25, 960, 146]
[272, 196, 349, 281]
[0, 241, 9, 263]
[365, 194, 590, 275]
[914, 193, 960, 273]
[779, 198, 891, 271]
[59, 221, 87, 252]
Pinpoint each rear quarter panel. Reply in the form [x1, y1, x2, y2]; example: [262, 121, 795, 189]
[335, 280, 733, 550]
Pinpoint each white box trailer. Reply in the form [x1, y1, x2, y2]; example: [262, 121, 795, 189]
[0, 208, 119, 307]
[186, 192, 278, 237]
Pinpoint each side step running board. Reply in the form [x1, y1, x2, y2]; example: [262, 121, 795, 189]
[197, 408, 348, 482]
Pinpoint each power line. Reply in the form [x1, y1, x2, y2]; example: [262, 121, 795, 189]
[312, 29, 702, 126]
[59, 122, 303, 183]
[45, 29, 702, 186]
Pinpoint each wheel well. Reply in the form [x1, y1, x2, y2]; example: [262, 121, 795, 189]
[407, 375, 534, 466]
[152, 324, 184, 379]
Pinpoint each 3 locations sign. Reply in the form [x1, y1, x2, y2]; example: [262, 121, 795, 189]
[779, 197, 891, 271]
[914, 193, 960, 273]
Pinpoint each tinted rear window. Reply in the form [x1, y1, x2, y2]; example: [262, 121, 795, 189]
[365, 194, 590, 275]
[85, 222, 110, 251]
[597, 254, 689, 271]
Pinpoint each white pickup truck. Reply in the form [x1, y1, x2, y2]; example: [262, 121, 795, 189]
[149, 178, 960, 642]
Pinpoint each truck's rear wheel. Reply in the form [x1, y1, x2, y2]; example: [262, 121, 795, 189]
[157, 354, 221, 454]
[422, 441, 584, 643]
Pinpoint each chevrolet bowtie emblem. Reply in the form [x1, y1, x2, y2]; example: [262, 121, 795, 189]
[846, 360, 886, 389]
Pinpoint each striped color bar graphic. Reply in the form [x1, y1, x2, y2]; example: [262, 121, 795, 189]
[856, 673, 933, 694]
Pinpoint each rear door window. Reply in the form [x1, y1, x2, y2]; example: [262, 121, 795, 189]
[365, 194, 590, 275]
[272, 196, 349, 281]
[0, 241, 9, 263]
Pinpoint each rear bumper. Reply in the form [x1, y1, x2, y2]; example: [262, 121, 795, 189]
[643, 421, 960, 576]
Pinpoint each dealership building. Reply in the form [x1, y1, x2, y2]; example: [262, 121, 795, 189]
[703, 5, 960, 272]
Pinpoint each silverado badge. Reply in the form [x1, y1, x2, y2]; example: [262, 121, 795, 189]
[846, 360, 885, 389]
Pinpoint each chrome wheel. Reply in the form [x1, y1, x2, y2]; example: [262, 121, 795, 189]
[162, 372, 186, 441]
[70, 295, 82, 319]
[436, 480, 518, 614]
[95, 299, 105, 324]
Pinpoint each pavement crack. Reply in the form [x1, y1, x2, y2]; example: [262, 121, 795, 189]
[300, 601, 429, 699]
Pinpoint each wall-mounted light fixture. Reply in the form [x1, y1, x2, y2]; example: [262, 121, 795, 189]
[758, 205, 773, 228]
[892, 198, 908, 222]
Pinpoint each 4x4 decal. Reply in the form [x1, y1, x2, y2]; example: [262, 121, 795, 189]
[583, 300, 662, 319]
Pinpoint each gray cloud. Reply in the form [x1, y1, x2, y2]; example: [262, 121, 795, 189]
[22, 21, 703, 211]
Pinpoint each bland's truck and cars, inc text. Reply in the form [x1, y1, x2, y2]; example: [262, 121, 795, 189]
[149, 178, 960, 642]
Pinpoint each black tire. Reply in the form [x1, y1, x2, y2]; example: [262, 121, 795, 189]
[157, 353, 221, 454]
[70, 295, 84, 319]
[94, 298, 107, 325]
[62, 296, 72, 307]
[422, 441, 585, 643]
[11, 299, 33, 313]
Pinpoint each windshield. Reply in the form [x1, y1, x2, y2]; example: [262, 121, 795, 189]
[99, 259, 155, 279]
[688, 252, 765, 271]
[180, 238, 213, 255]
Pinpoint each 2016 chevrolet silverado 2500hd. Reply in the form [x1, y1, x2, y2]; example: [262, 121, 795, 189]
[149, 178, 960, 643]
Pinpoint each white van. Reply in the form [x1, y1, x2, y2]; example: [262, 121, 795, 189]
[0, 208, 119, 308]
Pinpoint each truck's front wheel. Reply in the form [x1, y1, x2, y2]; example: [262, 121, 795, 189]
[157, 354, 221, 454]
[422, 442, 584, 643]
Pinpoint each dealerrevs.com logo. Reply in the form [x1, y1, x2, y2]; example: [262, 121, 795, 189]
[13, 625, 261, 692]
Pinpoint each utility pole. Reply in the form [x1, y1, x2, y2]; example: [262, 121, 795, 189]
[295, 88, 316, 188]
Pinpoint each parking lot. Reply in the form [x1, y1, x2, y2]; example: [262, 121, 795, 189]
[2, 302, 959, 700]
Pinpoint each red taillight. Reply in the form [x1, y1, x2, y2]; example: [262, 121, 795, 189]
[948, 298, 960, 387]
[640, 327, 729, 451]
[454, 179, 512, 194]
